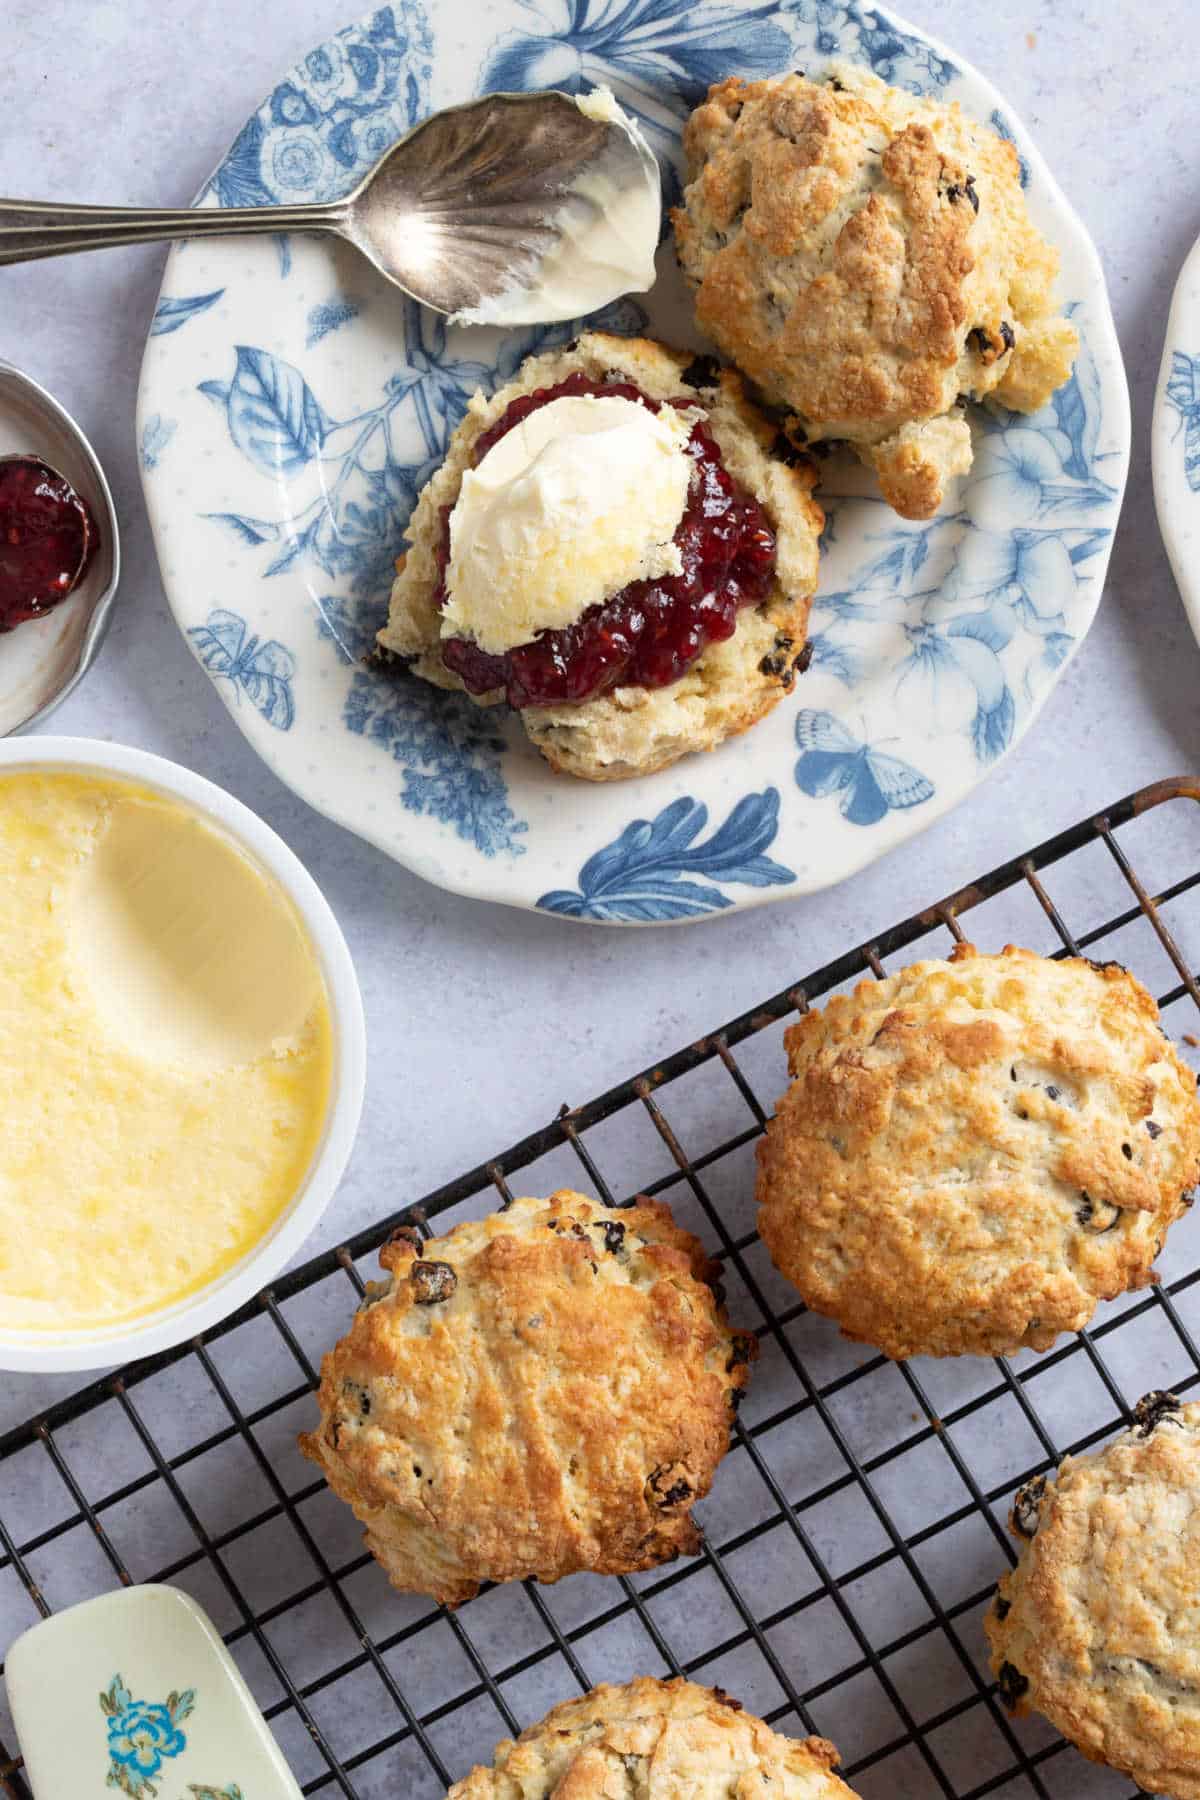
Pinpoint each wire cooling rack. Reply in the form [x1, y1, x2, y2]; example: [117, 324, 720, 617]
[6, 777, 1200, 1800]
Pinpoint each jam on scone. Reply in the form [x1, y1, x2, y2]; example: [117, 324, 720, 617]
[437, 373, 778, 708]
[378, 331, 823, 782]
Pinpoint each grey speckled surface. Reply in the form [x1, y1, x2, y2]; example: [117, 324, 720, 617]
[2, 5, 1200, 1795]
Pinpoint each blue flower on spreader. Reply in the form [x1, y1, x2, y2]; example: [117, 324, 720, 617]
[100, 1675, 194, 1798]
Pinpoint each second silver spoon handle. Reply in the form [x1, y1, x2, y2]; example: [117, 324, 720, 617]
[0, 197, 350, 265]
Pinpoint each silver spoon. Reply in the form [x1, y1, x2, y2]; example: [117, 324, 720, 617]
[0, 90, 660, 323]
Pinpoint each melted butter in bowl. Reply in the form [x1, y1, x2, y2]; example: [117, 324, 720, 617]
[67, 787, 322, 1070]
[0, 770, 333, 1334]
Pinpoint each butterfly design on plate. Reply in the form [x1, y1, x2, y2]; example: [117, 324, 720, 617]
[794, 710, 935, 828]
[187, 607, 296, 731]
[1165, 351, 1200, 492]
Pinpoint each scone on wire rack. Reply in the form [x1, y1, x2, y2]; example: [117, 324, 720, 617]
[300, 1192, 755, 1606]
[448, 1676, 859, 1798]
[376, 330, 823, 781]
[673, 67, 1078, 519]
[755, 944, 1200, 1359]
[986, 1393, 1200, 1798]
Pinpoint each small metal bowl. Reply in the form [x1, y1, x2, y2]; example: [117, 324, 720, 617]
[0, 361, 120, 734]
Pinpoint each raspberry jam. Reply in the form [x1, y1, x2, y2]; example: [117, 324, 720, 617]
[0, 457, 98, 633]
[437, 374, 777, 708]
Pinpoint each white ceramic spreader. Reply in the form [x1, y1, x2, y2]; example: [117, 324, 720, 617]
[6, 1584, 301, 1799]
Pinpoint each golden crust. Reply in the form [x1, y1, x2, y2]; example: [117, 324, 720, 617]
[986, 1398, 1200, 1798]
[377, 331, 824, 781]
[755, 945, 1200, 1359]
[447, 1676, 856, 1798]
[672, 67, 1078, 518]
[300, 1193, 755, 1606]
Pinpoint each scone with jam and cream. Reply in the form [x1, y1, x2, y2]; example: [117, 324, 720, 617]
[377, 331, 823, 781]
[673, 67, 1078, 519]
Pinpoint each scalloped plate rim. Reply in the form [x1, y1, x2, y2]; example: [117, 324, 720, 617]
[136, 0, 1130, 925]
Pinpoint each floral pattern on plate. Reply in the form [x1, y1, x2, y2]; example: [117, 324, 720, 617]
[1153, 240, 1200, 655]
[538, 789, 793, 921]
[138, 0, 1129, 922]
[1164, 350, 1200, 490]
[479, 1, 953, 126]
[214, 4, 433, 204]
[100, 1674, 194, 1798]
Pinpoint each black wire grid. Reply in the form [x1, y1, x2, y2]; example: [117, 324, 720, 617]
[6, 778, 1200, 1800]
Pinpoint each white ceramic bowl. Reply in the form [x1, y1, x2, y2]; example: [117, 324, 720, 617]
[0, 736, 366, 1374]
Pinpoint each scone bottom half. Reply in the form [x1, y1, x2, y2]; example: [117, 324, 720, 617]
[755, 944, 1200, 1360]
[377, 331, 824, 782]
[672, 67, 1079, 519]
[448, 1675, 860, 1799]
[985, 1396, 1200, 1799]
[299, 1192, 756, 1607]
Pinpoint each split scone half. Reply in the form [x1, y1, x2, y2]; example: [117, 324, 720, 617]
[673, 67, 1079, 519]
[448, 1676, 859, 1798]
[377, 331, 823, 781]
[756, 944, 1200, 1359]
[987, 1394, 1200, 1798]
[300, 1192, 756, 1606]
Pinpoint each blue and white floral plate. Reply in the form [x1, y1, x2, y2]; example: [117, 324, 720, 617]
[1153, 237, 1200, 649]
[137, 1, 1128, 925]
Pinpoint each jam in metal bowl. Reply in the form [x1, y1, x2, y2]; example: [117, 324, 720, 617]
[0, 456, 99, 632]
[0, 360, 120, 734]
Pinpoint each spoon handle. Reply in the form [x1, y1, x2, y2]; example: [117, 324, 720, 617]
[0, 197, 349, 265]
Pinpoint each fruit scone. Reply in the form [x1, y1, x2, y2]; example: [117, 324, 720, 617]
[987, 1393, 1200, 1798]
[756, 944, 1200, 1359]
[673, 67, 1079, 519]
[377, 331, 823, 781]
[301, 1192, 756, 1605]
[448, 1677, 859, 1798]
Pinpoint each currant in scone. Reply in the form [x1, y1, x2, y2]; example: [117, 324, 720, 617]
[756, 945, 1200, 1359]
[673, 67, 1078, 519]
[986, 1396, 1200, 1798]
[300, 1192, 756, 1606]
[448, 1677, 860, 1798]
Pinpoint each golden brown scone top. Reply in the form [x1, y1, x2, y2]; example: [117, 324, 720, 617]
[673, 67, 1078, 518]
[755, 945, 1200, 1359]
[300, 1193, 755, 1606]
[986, 1395, 1200, 1798]
[447, 1676, 857, 1798]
